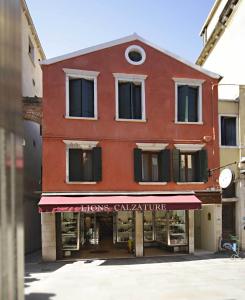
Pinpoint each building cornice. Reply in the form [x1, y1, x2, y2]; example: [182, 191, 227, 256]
[196, 0, 240, 66]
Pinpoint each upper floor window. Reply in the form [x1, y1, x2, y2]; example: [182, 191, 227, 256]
[63, 68, 99, 119]
[134, 143, 170, 183]
[173, 78, 204, 124]
[63, 140, 102, 183]
[113, 73, 147, 121]
[220, 115, 237, 147]
[125, 45, 146, 65]
[173, 144, 208, 183]
[28, 37, 34, 63]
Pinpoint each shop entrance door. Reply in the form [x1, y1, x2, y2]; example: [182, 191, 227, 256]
[97, 213, 113, 247]
[222, 202, 236, 239]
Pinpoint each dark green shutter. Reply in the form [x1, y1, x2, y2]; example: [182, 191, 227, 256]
[132, 84, 142, 119]
[158, 149, 170, 182]
[172, 149, 180, 182]
[81, 79, 94, 118]
[177, 85, 188, 122]
[69, 79, 82, 117]
[134, 148, 142, 182]
[69, 149, 82, 181]
[92, 147, 102, 182]
[196, 149, 208, 182]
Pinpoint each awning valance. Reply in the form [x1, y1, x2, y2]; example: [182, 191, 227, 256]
[39, 195, 201, 213]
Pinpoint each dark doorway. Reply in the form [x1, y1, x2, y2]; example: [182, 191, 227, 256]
[222, 202, 236, 239]
[97, 214, 113, 241]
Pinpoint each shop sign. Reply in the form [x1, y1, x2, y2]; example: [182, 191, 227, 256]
[78, 203, 167, 212]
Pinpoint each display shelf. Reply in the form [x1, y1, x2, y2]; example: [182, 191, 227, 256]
[61, 213, 80, 251]
[117, 212, 134, 243]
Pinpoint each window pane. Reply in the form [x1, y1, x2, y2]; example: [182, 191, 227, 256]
[188, 87, 198, 122]
[132, 83, 142, 119]
[142, 153, 150, 181]
[118, 82, 132, 119]
[69, 149, 83, 181]
[178, 86, 188, 122]
[187, 154, 194, 181]
[81, 79, 94, 117]
[151, 154, 159, 181]
[221, 117, 237, 146]
[69, 79, 82, 117]
[82, 151, 93, 181]
[180, 154, 186, 182]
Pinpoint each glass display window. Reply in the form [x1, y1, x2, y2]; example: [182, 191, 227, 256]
[143, 211, 154, 242]
[84, 214, 99, 245]
[61, 212, 80, 251]
[168, 210, 187, 246]
[155, 211, 168, 243]
[117, 211, 134, 243]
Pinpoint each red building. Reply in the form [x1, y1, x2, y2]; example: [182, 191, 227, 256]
[39, 34, 221, 261]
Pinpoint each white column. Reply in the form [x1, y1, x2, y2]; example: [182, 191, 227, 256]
[135, 211, 144, 257]
[188, 210, 194, 254]
[41, 213, 56, 261]
[215, 204, 222, 251]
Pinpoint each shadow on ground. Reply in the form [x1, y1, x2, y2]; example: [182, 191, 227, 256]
[25, 293, 56, 300]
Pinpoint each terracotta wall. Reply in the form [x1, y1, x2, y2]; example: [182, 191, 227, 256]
[42, 40, 220, 192]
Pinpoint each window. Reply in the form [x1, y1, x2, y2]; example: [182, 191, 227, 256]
[114, 73, 147, 121]
[142, 152, 160, 182]
[173, 146, 208, 183]
[28, 38, 34, 63]
[64, 140, 102, 183]
[64, 69, 99, 119]
[174, 78, 204, 124]
[220, 116, 237, 146]
[125, 45, 146, 65]
[134, 148, 170, 183]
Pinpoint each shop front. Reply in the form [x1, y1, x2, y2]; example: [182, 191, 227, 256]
[39, 194, 201, 260]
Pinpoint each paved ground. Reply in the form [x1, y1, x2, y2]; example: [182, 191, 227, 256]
[25, 253, 245, 300]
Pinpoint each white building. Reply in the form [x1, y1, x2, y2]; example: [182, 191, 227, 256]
[197, 0, 245, 249]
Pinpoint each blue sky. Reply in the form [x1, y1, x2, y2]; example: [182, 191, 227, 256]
[26, 0, 214, 62]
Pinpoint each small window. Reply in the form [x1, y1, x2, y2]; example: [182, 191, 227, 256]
[68, 147, 102, 182]
[28, 38, 34, 63]
[125, 45, 146, 65]
[142, 152, 160, 182]
[180, 153, 196, 182]
[221, 116, 237, 146]
[69, 78, 94, 118]
[118, 81, 142, 119]
[177, 85, 199, 122]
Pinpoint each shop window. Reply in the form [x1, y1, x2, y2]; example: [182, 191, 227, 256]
[69, 78, 95, 118]
[118, 81, 142, 119]
[173, 149, 208, 183]
[134, 149, 170, 183]
[220, 116, 237, 146]
[68, 147, 102, 183]
[117, 212, 134, 243]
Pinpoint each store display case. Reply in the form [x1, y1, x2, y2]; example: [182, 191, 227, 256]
[168, 211, 187, 246]
[155, 211, 168, 244]
[84, 214, 99, 245]
[117, 211, 134, 243]
[61, 212, 80, 251]
[143, 211, 154, 242]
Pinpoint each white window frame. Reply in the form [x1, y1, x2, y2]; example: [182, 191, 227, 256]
[63, 68, 99, 120]
[219, 114, 239, 148]
[174, 143, 205, 184]
[173, 78, 205, 124]
[63, 140, 99, 184]
[125, 45, 146, 65]
[113, 73, 147, 122]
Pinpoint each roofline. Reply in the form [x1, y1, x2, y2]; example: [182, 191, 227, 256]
[41, 33, 221, 79]
[200, 0, 223, 35]
[21, 0, 46, 60]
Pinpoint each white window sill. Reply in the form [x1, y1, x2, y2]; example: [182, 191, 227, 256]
[66, 181, 97, 185]
[65, 116, 97, 121]
[177, 182, 204, 185]
[220, 145, 239, 149]
[115, 118, 146, 123]
[139, 182, 167, 185]
[175, 121, 203, 125]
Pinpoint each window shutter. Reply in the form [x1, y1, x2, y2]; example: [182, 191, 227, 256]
[197, 149, 208, 182]
[92, 147, 102, 182]
[158, 149, 170, 182]
[81, 79, 94, 118]
[69, 149, 82, 181]
[119, 82, 132, 119]
[177, 85, 188, 122]
[132, 83, 142, 119]
[69, 79, 82, 117]
[188, 86, 198, 122]
[172, 149, 180, 182]
[134, 148, 142, 182]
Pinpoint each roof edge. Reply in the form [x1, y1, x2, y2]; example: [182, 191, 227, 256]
[41, 33, 221, 79]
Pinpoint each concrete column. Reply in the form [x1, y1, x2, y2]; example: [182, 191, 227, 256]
[41, 213, 56, 261]
[188, 210, 194, 254]
[135, 211, 144, 257]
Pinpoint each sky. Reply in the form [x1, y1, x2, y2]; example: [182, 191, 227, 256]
[26, 0, 215, 63]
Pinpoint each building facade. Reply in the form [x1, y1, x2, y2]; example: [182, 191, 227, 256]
[40, 35, 221, 261]
[21, 0, 45, 254]
[197, 0, 245, 249]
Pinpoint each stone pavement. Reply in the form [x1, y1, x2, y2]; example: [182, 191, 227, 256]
[25, 253, 245, 300]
